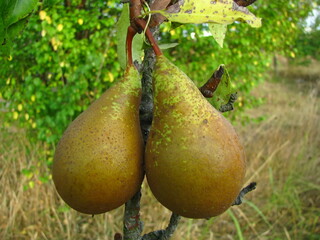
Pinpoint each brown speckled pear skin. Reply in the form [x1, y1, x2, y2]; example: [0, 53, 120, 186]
[145, 55, 246, 219]
[52, 66, 144, 215]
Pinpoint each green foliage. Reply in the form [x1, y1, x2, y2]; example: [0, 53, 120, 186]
[296, 29, 320, 61]
[1, 1, 122, 144]
[295, 10, 320, 61]
[0, 0, 316, 147]
[0, 0, 38, 56]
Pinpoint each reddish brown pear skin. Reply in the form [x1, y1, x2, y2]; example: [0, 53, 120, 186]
[52, 66, 144, 215]
[145, 56, 246, 219]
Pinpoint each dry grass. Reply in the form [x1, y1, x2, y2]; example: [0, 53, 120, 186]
[275, 56, 320, 82]
[1, 72, 319, 239]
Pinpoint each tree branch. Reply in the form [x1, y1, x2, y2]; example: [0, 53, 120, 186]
[123, 190, 143, 240]
[139, 46, 156, 143]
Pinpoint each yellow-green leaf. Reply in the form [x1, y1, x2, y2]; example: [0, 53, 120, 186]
[116, 3, 130, 69]
[155, 0, 261, 28]
[208, 23, 227, 47]
[211, 64, 232, 109]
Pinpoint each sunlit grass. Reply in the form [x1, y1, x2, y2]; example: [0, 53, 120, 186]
[0, 70, 319, 239]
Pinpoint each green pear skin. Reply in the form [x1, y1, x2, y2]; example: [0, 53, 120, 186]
[53, 66, 144, 214]
[145, 55, 246, 218]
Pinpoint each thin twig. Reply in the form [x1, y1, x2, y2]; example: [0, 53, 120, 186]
[232, 182, 257, 206]
[135, 19, 162, 56]
[126, 26, 137, 66]
[142, 213, 181, 240]
[219, 93, 238, 112]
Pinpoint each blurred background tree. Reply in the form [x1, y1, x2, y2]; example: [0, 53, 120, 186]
[295, 8, 320, 61]
[0, 0, 318, 145]
[1, 0, 123, 144]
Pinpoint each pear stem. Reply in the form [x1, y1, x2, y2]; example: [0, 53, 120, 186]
[128, 0, 162, 56]
[232, 182, 257, 205]
[126, 26, 137, 67]
[219, 93, 238, 112]
[141, 213, 181, 240]
[135, 18, 163, 56]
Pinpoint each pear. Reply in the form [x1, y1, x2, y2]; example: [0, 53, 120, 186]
[52, 66, 144, 214]
[145, 55, 246, 219]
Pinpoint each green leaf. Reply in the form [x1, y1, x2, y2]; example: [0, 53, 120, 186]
[4, 0, 38, 27]
[158, 42, 179, 50]
[116, 3, 143, 69]
[39, 175, 50, 183]
[42, 0, 60, 8]
[0, 0, 9, 19]
[132, 33, 143, 64]
[1, 14, 31, 56]
[7, 15, 30, 39]
[0, 0, 37, 56]
[28, 180, 35, 189]
[21, 168, 34, 179]
[211, 64, 232, 109]
[116, 3, 129, 69]
[0, 0, 9, 45]
[155, 0, 261, 28]
[0, 14, 5, 45]
[208, 23, 227, 47]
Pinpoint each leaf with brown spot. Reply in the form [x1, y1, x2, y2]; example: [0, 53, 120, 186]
[210, 64, 233, 109]
[151, 0, 261, 28]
